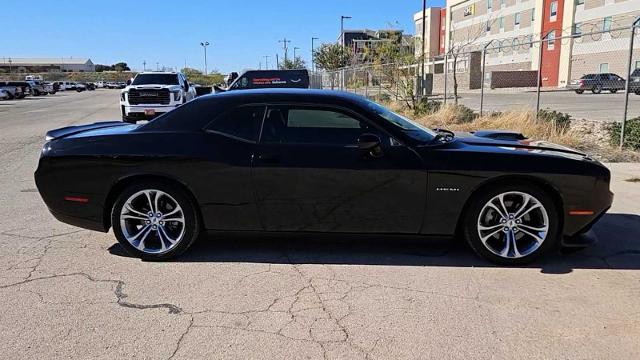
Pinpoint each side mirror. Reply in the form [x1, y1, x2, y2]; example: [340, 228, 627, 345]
[126, 79, 132, 86]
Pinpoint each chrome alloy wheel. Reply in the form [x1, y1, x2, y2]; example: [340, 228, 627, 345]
[477, 191, 549, 259]
[119, 189, 185, 254]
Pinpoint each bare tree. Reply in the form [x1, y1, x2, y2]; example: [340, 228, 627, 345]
[447, 17, 496, 103]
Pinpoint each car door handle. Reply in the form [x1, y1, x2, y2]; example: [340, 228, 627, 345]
[257, 153, 280, 163]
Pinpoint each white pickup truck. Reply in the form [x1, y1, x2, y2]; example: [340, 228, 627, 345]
[120, 71, 196, 123]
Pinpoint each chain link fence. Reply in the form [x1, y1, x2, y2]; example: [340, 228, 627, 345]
[320, 21, 640, 148]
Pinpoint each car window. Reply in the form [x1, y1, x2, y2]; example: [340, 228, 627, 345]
[260, 106, 371, 145]
[206, 105, 265, 142]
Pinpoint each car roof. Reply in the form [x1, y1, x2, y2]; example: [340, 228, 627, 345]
[201, 88, 365, 103]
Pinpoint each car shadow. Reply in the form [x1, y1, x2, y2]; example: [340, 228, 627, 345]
[108, 213, 640, 273]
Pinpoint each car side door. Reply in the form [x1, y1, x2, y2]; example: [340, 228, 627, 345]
[251, 104, 427, 233]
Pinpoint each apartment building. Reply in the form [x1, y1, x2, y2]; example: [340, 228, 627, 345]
[424, 0, 640, 87]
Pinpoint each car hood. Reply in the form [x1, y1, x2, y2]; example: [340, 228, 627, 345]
[452, 131, 589, 159]
[124, 84, 181, 92]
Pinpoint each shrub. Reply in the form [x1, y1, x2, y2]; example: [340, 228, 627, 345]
[453, 104, 478, 123]
[610, 117, 640, 150]
[537, 109, 572, 130]
[413, 98, 442, 116]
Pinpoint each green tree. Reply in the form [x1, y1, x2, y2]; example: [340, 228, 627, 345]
[313, 43, 353, 89]
[370, 41, 421, 110]
[279, 57, 306, 70]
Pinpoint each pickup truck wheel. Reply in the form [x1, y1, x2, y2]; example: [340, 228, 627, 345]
[592, 85, 602, 94]
[463, 184, 560, 265]
[575, 90, 584, 94]
[111, 182, 201, 261]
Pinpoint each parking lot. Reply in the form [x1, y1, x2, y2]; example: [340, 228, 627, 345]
[0, 90, 639, 359]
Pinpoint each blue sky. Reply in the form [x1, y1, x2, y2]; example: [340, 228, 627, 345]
[2, 0, 445, 73]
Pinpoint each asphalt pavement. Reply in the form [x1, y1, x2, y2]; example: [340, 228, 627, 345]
[0, 90, 639, 359]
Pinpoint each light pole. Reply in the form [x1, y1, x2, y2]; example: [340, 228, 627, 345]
[200, 41, 210, 74]
[143, 60, 146, 71]
[156, 62, 159, 71]
[8, 58, 12, 74]
[311, 37, 319, 71]
[293, 47, 300, 60]
[421, 0, 427, 97]
[264, 55, 270, 70]
[340, 16, 352, 90]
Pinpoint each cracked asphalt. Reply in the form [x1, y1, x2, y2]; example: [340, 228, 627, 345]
[1, 90, 639, 359]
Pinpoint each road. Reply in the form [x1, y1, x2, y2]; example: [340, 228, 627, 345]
[456, 90, 640, 122]
[0, 90, 639, 359]
[346, 86, 640, 122]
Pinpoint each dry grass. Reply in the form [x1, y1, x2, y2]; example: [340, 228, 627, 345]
[395, 104, 580, 147]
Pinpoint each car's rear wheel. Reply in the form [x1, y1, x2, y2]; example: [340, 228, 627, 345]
[575, 90, 584, 94]
[610, 89, 618, 94]
[463, 184, 560, 265]
[111, 182, 200, 261]
[592, 85, 602, 94]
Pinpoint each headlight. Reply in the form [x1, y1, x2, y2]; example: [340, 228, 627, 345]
[172, 91, 182, 101]
[121, 91, 127, 101]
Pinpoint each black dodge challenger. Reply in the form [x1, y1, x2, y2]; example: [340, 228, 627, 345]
[35, 89, 613, 264]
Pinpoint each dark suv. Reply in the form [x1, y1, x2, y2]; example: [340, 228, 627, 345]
[629, 68, 640, 95]
[570, 73, 626, 94]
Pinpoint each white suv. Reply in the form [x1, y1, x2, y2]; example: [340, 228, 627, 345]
[120, 72, 196, 123]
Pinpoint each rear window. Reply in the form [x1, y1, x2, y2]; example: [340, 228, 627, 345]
[206, 105, 266, 142]
[132, 74, 179, 85]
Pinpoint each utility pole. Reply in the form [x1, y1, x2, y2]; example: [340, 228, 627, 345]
[8, 58, 12, 74]
[293, 47, 300, 60]
[143, 60, 147, 71]
[200, 41, 210, 74]
[278, 38, 291, 63]
[263, 55, 270, 70]
[311, 37, 319, 72]
[276, 54, 280, 69]
[156, 62, 159, 71]
[421, 0, 427, 97]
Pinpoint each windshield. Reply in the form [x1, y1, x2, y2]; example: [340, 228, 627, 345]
[364, 99, 437, 143]
[132, 74, 179, 85]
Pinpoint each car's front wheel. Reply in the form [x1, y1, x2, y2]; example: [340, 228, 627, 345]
[575, 90, 584, 94]
[463, 184, 559, 265]
[111, 182, 200, 261]
[592, 85, 602, 94]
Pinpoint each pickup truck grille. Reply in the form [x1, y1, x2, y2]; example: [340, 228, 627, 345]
[128, 89, 171, 105]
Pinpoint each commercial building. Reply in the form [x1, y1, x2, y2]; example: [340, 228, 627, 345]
[416, 0, 640, 88]
[0, 58, 95, 73]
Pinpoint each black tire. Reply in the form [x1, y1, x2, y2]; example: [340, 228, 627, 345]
[592, 85, 602, 94]
[575, 90, 584, 94]
[610, 89, 618, 94]
[462, 183, 560, 265]
[111, 181, 200, 261]
[635, 90, 640, 95]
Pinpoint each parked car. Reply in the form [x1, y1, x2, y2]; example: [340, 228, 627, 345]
[629, 68, 640, 95]
[4, 82, 30, 98]
[570, 73, 626, 94]
[0, 83, 24, 99]
[96, 81, 105, 88]
[0, 89, 9, 100]
[26, 80, 46, 96]
[117, 82, 127, 89]
[43, 82, 56, 95]
[119, 71, 196, 123]
[76, 83, 87, 92]
[35, 89, 613, 264]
